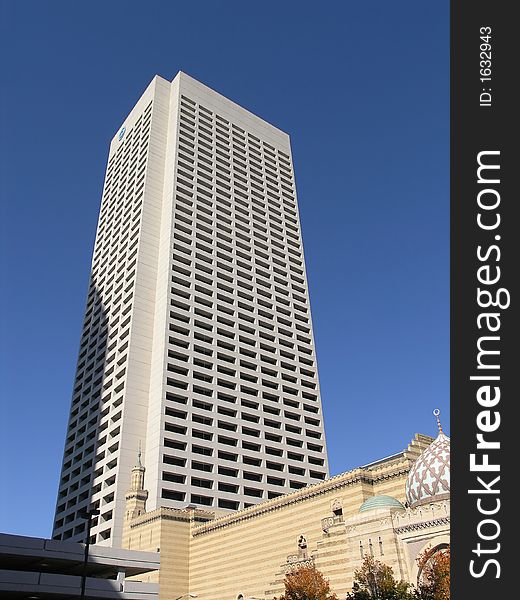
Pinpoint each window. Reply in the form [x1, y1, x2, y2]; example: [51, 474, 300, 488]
[162, 489, 185, 501]
[219, 499, 239, 510]
[190, 494, 213, 506]
[218, 482, 238, 493]
[163, 472, 185, 484]
[191, 477, 213, 489]
[192, 461, 213, 472]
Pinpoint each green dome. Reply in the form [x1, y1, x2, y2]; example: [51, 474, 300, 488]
[359, 495, 404, 513]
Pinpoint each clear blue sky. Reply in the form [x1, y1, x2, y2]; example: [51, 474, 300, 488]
[0, 1, 449, 538]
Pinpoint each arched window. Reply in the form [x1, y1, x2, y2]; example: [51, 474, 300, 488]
[417, 543, 450, 585]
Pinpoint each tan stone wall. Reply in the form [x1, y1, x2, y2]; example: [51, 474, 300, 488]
[127, 512, 186, 592]
[123, 512, 162, 584]
[123, 434, 437, 600]
[187, 469, 411, 600]
[344, 509, 409, 583]
[394, 500, 451, 582]
[124, 508, 212, 596]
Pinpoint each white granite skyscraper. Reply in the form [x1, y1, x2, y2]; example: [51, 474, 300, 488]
[53, 72, 329, 547]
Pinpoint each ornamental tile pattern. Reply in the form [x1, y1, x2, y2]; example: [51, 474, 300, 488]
[405, 432, 450, 507]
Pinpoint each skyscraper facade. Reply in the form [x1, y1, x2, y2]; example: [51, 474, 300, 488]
[53, 72, 329, 547]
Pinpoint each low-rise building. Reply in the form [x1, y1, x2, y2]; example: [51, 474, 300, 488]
[0, 532, 159, 599]
[122, 420, 450, 599]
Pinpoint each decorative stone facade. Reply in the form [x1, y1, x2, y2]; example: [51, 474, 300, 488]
[122, 431, 450, 600]
[406, 431, 450, 507]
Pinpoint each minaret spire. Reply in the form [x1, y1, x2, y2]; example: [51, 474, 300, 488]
[123, 443, 148, 542]
[433, 408, 443, 434]
[137, 440, 143, 468]
[130, 442, 146, 491]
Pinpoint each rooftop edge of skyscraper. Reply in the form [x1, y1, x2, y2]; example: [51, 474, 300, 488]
[109, 71, 290, 152]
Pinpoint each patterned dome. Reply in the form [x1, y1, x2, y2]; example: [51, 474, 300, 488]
[359, 495, 404, 513]
[406, 428, 450, 507]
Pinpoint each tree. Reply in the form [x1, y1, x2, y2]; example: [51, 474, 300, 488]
[346, 555, 414, 600]
[414, 546, 450, 600]
[276, 564, 339, 600]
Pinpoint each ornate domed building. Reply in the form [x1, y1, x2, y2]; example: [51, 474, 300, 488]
[359, 495, 405, 513]
[406, 412, 450, 507]
[342, 410, 450, 586]
[121, 413, 450, 599]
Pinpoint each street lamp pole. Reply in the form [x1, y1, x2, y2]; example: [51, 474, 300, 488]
[79, 507, 100, 599]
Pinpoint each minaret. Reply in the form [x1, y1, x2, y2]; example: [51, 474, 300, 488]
[433, 408, 444, 434]
[124, 446, 149, 523]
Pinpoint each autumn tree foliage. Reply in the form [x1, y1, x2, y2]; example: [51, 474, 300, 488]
[276, 564, 339, 600]
[414, 545, 450, 600]
[346, 555, 413, 600]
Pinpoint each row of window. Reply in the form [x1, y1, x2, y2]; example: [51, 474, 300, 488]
[175, 152, 299, 230]
[104, 101, 152, 181]
[172, 196, 301, 254]
[163, 419, 322, 444]
[175, 198, 303, 266]
[55, 103, 155, 546]
[167, 316, 316, 366]
[170, 293, 310, 330]
[162, 432, 323, 457]
[177, 103, 297, 209]
[165, 352, 316, 388]
[170, 255, 306, 298]
[165, 361, 317, 396]
[174, 187, 300, 248]
[175, 149, 297, 223]
[162, 454, 324, 473]
[166, 393, 319, 422]
[173, 192, 304, 274]
[162, 473, 311, 490]
[171, 230, 306, 297]
[179, 96, 292, 168]
[176, 130, 295, 203]
[164, 410, 321, 436]
[162, 490, 281, 508]
[166, 370, 318, 408]
[360, 537, 385, 558]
